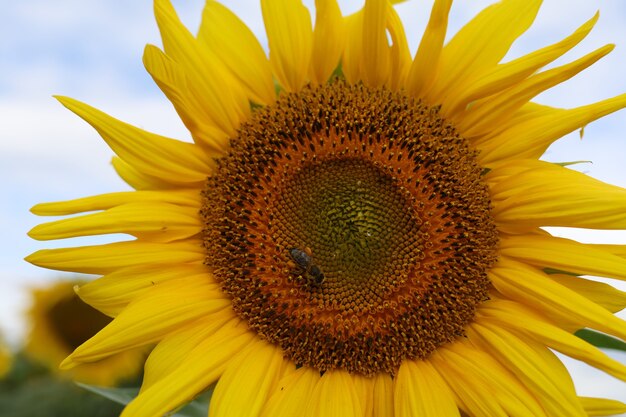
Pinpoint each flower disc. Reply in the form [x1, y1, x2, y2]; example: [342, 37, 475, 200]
[48, 291, 113, 350]
[202, 82, 498, 375]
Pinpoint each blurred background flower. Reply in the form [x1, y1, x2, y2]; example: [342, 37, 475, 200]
[0, 336, 12, 379]
[25, 279, 146, 386]
[0, 278, 146, 416]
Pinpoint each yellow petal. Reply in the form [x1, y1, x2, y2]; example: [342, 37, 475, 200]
[341, 10, 363, 84]
[260, 367, 319, 417]
[372, 373, 394, 417]
[499, 233, 626, 281]
[305, 369, 363, 417]
[77, 264, 213, 317]
[111, 156, 176, 191]
[25, 240, 204, 274]
[210, 340, 289, 417]
[520, 329, 577, 387]
[593, 243, 626, 259]
[441, 341, 546, 416]
[394, 359, 460, 417]
[121, 320, 254, 417]
[384, 4, 410, 90]
[143, 44, 231, 155]
[360, 0, 390, 87]
[154, 0, 249, 135]
[261, 0, 313, 92]
[470, 322, 585, 417]
[476, 94, 626, 163]
[431, 350, 508, 417]
[28, 202, 200, 242]
[405, 0, 452, 97]
[351, 374, 373, 417]
[141, 315, 239, 391]
[310, 0, 344, 85]
[343, 1, 408, 88]
[56, 96, 212, 184]
[425, 0, 541, 105]
[548, 273, 626, 314]
[198, 1, 275, 106]
[434, 342, 546, 417]
[445, 12, 599, 116]
[579, 397, 626, 417]
[30, 189, 200, 216]
[491, 258, 626, 341]
[479, 300, 626, 382]
[62, 277, 230, 366]
[471, 101, 558, 146]
[503, 101, 557, 125]
[457, 44, 614, 136]
[487, 160, 626, 231]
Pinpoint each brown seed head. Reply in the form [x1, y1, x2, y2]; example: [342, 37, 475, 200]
[202, 82, 498, 375]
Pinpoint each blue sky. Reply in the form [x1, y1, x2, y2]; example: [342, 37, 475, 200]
[2, 0, 626, 404]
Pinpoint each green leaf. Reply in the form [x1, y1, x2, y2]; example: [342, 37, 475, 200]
[76, 383, 210, 417]
[169, 398, 209, 417]
[273, 78, 283, 96]
[575, 329, 626, 352]
[0, 356, 123, 417]
[543, 267, 580, 277]
[75, 383, 138, 406]
[553, 160, 592, 167]
[330, 61, 344, 81]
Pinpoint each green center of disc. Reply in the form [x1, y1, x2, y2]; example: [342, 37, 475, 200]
[276, 158, 422, 290]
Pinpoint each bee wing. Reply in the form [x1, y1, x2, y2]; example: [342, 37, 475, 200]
[289, 248, 311, 268]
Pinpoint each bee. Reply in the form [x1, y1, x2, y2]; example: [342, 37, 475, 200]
[288, 247, 325, 285]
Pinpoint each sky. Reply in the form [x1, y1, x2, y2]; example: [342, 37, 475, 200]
[2, 0, 626, 405]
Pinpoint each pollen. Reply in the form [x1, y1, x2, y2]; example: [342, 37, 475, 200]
[202, 82, 498, 375]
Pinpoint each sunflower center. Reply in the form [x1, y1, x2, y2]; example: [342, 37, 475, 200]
[202, 82, 498, 375]
[276, 158, 422, 299]
[48, 294, 113, 350]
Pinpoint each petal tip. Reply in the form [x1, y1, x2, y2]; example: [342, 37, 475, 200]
[26, 226, 39, 240]
[23, 252, 39, 266]
[54, 95, 73, 106]
[29, 203, 44, 215]
[59, 355, 77, 370]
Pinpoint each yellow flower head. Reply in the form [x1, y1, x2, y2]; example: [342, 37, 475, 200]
[27, 0, 626, 416]
[25, 280, 145, 386]
[0, 338, 11, 379]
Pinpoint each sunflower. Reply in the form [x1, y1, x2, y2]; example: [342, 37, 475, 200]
[25, 280, 146, 386]
[0, 338, 11, 379]
[26, 0, 626, 415]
